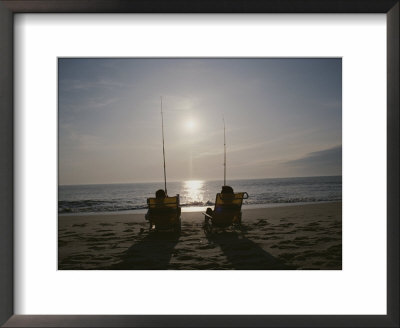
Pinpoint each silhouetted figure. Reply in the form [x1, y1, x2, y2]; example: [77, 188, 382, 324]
[145, 189, 181, 232]
[206, 185, 234, 217]
[221, 185, 234, 194]
[203, 186, 248, 233]
[155, 189, 166, 199]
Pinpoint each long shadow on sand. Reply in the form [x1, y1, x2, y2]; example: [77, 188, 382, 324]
[109, 231, 180, 270]
[206, 230, 296, 270]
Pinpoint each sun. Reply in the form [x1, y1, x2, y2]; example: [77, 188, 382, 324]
[185, 119, 196, 131]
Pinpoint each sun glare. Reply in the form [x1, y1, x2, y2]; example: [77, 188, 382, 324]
[185, 119, 196, 131]
[183, 180, 204, 204]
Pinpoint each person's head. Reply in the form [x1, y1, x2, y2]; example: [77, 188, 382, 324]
[221, 185, 234, 194]
[155, 189, 166, 199]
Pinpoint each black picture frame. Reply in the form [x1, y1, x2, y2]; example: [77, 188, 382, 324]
[0, 1, 398, 327]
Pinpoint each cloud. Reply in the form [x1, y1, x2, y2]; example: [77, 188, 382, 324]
[59, 78, 135, 92]
[283, 145, 342, 176]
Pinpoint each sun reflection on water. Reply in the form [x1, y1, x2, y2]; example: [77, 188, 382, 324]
[183, 180, 205, 205]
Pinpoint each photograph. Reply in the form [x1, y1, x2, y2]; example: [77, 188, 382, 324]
[58, 58, 342, 270]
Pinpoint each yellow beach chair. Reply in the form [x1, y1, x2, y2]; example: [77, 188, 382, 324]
[146, 195, 181, 232]
[203, 192, 249, 233]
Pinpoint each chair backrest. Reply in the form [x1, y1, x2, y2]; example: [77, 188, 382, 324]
[214, 192, 247, 212]
[147, 195, 180, 210]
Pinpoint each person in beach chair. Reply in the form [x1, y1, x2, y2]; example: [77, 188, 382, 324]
[203, 186, 249, 234]
[145, 189, 181, 232]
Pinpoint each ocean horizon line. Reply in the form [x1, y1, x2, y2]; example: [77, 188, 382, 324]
[59, 174, 342, 187]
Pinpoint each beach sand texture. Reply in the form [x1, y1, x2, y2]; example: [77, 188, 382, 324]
[58, 202, 341, 270]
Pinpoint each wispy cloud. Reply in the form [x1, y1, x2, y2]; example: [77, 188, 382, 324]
[282, 145, 342, 176]
[59, 78, 135, 92]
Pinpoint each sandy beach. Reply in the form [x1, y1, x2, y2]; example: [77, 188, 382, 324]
[58, 202, 341, 270]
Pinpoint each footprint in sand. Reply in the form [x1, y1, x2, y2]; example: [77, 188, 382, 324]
[276, 241, 297, 249]
[277, 244, 299, 251]
[255, 219, 269, 226]
[278, 240, 294, 245]
[298, 222, 321, 231]
[72, 223, 87, 227]
[88, 245, 106, 250]
[176, 255, 196, 261]
[197, 244, 216, 250]
[61, 231, 77, 236]
[262, 235, 282, 240]
[293, 239, 314, 247]
[317, 236, 338, 243]
[279, 222, 294, 228]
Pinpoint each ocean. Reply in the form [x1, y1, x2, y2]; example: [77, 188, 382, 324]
[58, 176, 342, 215]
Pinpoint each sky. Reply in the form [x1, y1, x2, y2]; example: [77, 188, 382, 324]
[58, 58, 342, 185]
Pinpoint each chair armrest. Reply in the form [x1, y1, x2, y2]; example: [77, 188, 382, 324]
[202, 212, 213, 219]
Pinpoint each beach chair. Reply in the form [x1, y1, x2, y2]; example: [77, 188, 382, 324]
[146, 195, 181, 232]
[203, 192, 249, 233]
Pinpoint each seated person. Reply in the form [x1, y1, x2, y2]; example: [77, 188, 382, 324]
[146, 189, 181, 220]
[221, 185, 234, 194]
[155, 189, 166, 201]
[206, 185, 235, 217]
[220, 185, 234, 200]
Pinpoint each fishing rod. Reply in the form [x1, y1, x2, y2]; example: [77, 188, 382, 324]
[223, 115, 226, 186]
[160, 96, 167, 195]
